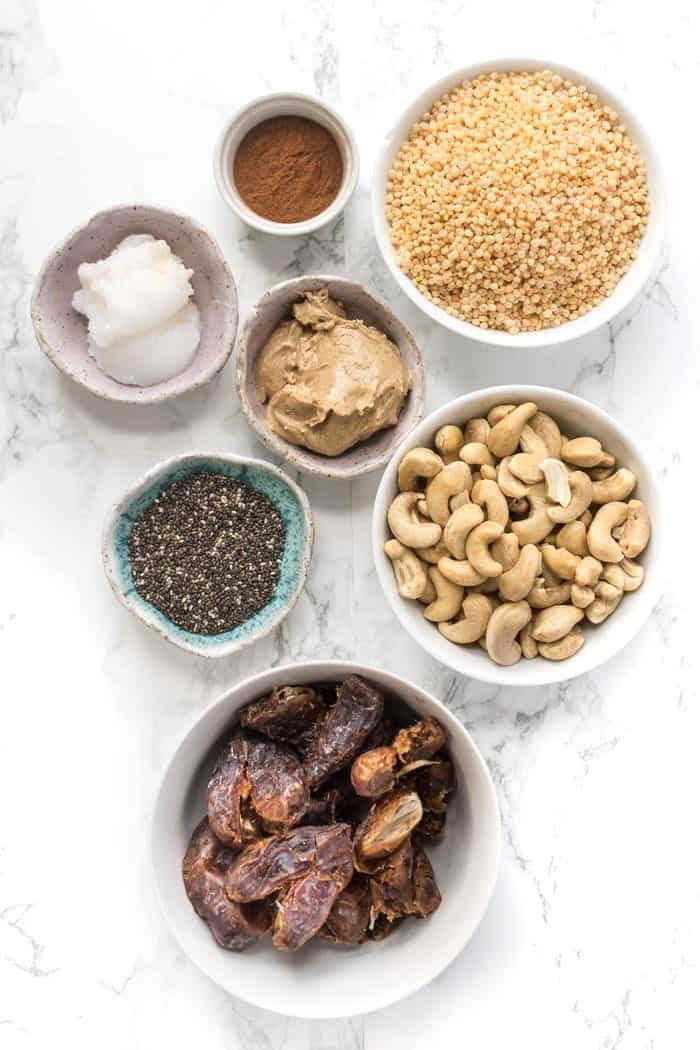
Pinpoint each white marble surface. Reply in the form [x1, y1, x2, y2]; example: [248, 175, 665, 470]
[1, 0, 698, 1046]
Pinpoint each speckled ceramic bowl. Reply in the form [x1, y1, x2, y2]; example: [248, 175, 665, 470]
[236, 275, 425, 479]
[102, 452, 313, 657]
[31, 205, 238, 404]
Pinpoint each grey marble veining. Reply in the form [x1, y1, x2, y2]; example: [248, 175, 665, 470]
[1, 0, 698, 1047]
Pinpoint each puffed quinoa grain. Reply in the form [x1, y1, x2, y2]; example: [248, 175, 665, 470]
[385, 70, 650, 334]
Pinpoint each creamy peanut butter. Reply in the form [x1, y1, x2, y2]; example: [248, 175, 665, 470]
[256, 289, 411, 457]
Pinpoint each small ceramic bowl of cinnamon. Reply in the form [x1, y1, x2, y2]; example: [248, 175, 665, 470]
[214, 92, 359, 236]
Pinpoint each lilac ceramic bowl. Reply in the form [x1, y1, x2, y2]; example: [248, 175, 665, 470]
[236, 275, 425, 479]
[31, 205, 238, 404]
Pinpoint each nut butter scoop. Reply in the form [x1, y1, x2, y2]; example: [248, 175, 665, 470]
[255, 289, 411, 457]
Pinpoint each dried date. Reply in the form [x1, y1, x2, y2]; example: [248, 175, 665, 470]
[320, 876, 371, 944]
[240, 686, 326, 743]
[303, 675, 384, 789]
[246, 736, 309, 832]
[393, 718, 446, 764]
[369, 838, 414, 926]
[206, 733, 260, 848]
[411, 846, 441, 918]
[350, 746, 397, 798]
[353, 788, 423, 872]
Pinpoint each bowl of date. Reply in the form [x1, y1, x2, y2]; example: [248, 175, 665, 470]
[151, 660, 501, 1018]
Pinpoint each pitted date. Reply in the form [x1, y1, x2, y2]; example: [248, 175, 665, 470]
[240, 686, 326, 742]
[393, 718, 446, 764]
[353, 788, 423, 871]
[304, 675, 384, 789]
[247, 736, 309, 832]
[206, 733, 260, 848]
[351, 746, 397, 798]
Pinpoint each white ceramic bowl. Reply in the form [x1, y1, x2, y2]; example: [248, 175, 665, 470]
[372, 59, 665, 348]
[214, 92, 359, 236]
[372, 386, 665, 687]
[152, 661, 501, 1018]
[31, 205, 238, 403]
[236, 274, 425, 479]
[102, 452, 313, 657]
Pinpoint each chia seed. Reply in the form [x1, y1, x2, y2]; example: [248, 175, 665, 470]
[128, 472, 286, 635]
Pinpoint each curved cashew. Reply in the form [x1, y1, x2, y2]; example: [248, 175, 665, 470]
[530, 411, 562, 458]
[511, 484, 552, 545]
[595, 580, 622, 603]
[601, 564, 625, 591]
[471, 478, 509, 528]
[417, 576, 437, 604]
[459, 442, 494, 467]
[388, 493, 442, 549]
[509, 452, 544, 485]
[499, 544, 541, 601]
[541, 544, 581, 581]
[492, 533, 520, 573]
[398, 447, 444, 492]
[571, 583, 595, 609]
[480, 464, 498, 482]
[423, 567, 463, 622]
[444, 503, 484, 559]
[586, 591, 622, 624]
[528, 578, 572, 609]
[438, 556, 486, 587]
[438, 593, 493, 644]
[587, 502, 628, 562]
[450, 487, 473, 513]
[384, 540, 428, 599]
[498, 456, 529, 499]
[540, 458, 571, 507]
[547, 470, 593, 524]
[434, 425, 464, 464]
[485, 601, 532, 666]
[561, 436, 604, 468]
[538, 627, 584, 661]
[556, 520, 589, 558]
[619, 500, 650, 558]
[591, 468, 637, 504]
[620, 558, 644, 592]
[417, 497, 429, 517]
[487, 404, 516, 427]
[575, 555, 603, 588]
[487, 402, 538, 457]
[416, 538, 449, 565]
[466, 521, 505, 578]
[425, 462, 471, 526]
[531, 604, 584, 643]
[519, 621, 538, 659]
[519, 423, 550, 462]
[464, 417, 490, 444]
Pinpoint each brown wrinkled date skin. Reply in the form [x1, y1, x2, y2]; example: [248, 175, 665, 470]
[182, 675, 454, 954]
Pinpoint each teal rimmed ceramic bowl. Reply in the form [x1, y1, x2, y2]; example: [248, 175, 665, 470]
[102, 452, 313, 657]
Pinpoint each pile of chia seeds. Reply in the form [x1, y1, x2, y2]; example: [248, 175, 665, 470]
[128, 472, 286, 636]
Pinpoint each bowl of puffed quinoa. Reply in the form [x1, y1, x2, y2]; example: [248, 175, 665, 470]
[372, 60, 664, 347]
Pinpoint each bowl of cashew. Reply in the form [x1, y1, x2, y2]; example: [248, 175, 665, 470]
[372, 386, 665, 686]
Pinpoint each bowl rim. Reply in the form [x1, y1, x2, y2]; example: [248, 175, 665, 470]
[235, 273, 426, 479]
[151, 658, 502, 1017]
[30, 203, 239, 404]
[101, 450, 314, 657]
[371, 57, 666, 348]
[372, 385, 666, 687]
[213, 91, 360, 236]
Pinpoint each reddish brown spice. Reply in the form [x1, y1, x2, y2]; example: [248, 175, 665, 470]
[234, 115, 343, 224]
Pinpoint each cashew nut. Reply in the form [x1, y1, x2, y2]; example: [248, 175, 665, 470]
[398, 447, 444, 492]
[486, 404, 515, 427]
[556, 520, 589, 558]
[480, 464, 498, 481]
[416, 538, 449, 565]
[529, 412, 562, 458]
[499, 544, 541, 601]
[519, 621, 538, 659]
[531, 604, 584, 643]
[540, 458, 571, 506]
[485, 601, 532, 666]
[586, 591, 622, 624]
[423, 567, 464, 622]
[425, 462, 471, 526]
[528, 578, 572, 608]
[538, 627, 584, 661]
[571, 583, 595, 609]
[492, 533, 520, 573]
[418, 576, 437, 604]
[574, 556, 603, 588]
[601, 564, 625, 592]
[434, 425, 464, 464]
[547, 470, 593, 524]
[619, 500, 650, 558]
[388, 493, 442, 549]
[464, 417, 490, 444]
[444, 503, 485, 559]
[498, 456, 530, 499]
[541, 544, 581, 581]
[450, 487, 473, 512]
[471, 478, 509, 528]
[620, 558, 644, 592]
[595, 580, 622, 603]
[511, 484, 552, 545]
[459, 442, 495, 467]
[591, 468, 637, 504]
[579, 509, 593, 528]
[466, 521, 505, 578]
[587, 502, 628, 562]
[561, 436, 604, 468]
[509, 452, 544, 485]
[438, 593, 493, 644]
[384, 540, 428, 600]
[438, 556, 486, 587]
[487, 402, 538, 457]
[518, 423, 550, 462]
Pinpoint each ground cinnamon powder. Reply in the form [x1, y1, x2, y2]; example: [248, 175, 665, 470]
[234, 115, 344, 224]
